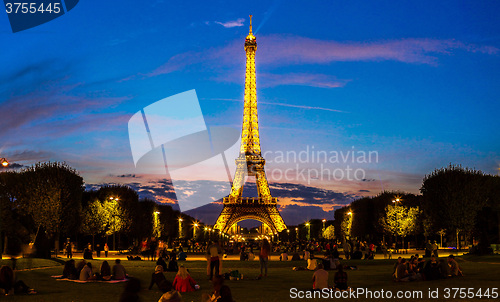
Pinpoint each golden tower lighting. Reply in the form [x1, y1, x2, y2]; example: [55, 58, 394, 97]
[214, 15, 286, 234]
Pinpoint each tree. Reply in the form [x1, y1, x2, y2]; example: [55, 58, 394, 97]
[101, 199, 127, 250]
[80, 200, 106, 247]
[421, 165, 489, 249]
[16, 162, 84, 256]
[323, 225, 335, 240]
[380, 204, 420, 249]
[340, 212, 352, 240]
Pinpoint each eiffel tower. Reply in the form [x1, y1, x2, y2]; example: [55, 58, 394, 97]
[214, 16, 287, 235]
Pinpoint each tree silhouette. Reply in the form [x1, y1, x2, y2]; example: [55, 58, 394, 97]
[421, 164, 489, 249]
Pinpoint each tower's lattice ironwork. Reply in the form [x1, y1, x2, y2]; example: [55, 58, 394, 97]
[214, 16, 287, 234]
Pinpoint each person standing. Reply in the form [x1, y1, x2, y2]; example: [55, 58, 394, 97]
[206, 241, 222, 281]
[104, 243, 109, 258]
[343, 241, 351, 260]
[381, 242, 388, 259]
[66, 241, 73, 259]
[96, 244, 101, 258]
[259, 239, 271, 278]
[432, 241, 439, 257]
[425, 240, 432, 257]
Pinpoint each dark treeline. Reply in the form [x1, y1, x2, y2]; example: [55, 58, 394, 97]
[331, 165, 500, 253]
[0, 162, 199, 258]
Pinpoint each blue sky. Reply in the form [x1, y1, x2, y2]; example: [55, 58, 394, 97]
[1, 0, 499, 223]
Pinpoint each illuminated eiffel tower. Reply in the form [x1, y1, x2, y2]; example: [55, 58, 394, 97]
[214, 16, 287, 235]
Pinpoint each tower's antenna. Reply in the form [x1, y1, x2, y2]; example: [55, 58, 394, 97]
[249, 15, 253, 34]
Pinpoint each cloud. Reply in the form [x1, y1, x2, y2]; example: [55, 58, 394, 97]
[255, 36, 498, 66]
[214, 18, 245, 28]
[203, 97, 347, 113]
[133, 35, 498, 88]
[259, 73, 350, 89]
[2, 150, 54, 165]
[213, 71, 350, 89]
[94, 178, 357, 225]
[0, 60, 130, 144]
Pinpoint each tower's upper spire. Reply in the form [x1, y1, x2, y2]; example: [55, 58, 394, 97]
[249, 15, 253, 34]
[246, 15, 256, 42]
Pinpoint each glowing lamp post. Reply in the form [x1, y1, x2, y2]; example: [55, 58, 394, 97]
[0, 158, 8, 167]
[178, 218, 183, 239]
[0, 157, 8, 258]
[392, 198, 401, 252]
[305, 222, 310, 241]
[109, 196, 119, 251]
[193, 223, 198, 239]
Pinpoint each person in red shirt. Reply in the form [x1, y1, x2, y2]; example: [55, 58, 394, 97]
[172, 266, 197, 293]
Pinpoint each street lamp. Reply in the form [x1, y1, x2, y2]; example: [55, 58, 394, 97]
[305, 222, 310, 241]
[109, 196, 120, 251]
[178, 218, 183, 239]
[0, 157, 8, 258]
[193, 222, 198, 239]
[392, 197, 401, 252]
[0, 158, 8, 167]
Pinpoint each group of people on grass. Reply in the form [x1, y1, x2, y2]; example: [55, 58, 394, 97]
[312, 263, 349, 291]
[144, 256, 234, 302]
[393, 254, 463, 282]
[61, 258, 127, 281]
[0, 265, 36, 296]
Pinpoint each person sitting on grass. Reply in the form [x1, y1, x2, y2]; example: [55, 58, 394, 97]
[76, 259, 87, 275]
[149, 265, 172, 292]
[312, 263, 329, 290]
[438, 259, 450, 278]
[0, 265, 36, 295]
[172, 266, 197, 293]
[113, 259, 128, 280]
[395, 259, 410, 281]
[178, 249, 187, 261]
[167, 258, 179, 272]
[202, 275, 234, 302]
[156, 256, 168, 272]
[333, 265, 348, 290]
[158, 290, 182, 302]
[448, 255, 464, 277]
[119, 277, 141, 302]
[423, 256, 440, 280]
[80, 262, 97, 281]
[392, 257, 402, 278]
[307, 257, 317, 271]
[62, 259, 78, 280]
[99, 261, 112, 281]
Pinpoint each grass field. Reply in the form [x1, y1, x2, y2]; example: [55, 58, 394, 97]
[1, 254, 499, 302]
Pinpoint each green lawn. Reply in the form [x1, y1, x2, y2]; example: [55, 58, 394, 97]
[1, 255, 499, 302]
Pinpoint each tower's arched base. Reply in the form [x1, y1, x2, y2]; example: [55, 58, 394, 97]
[214, 197, 287, 234]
